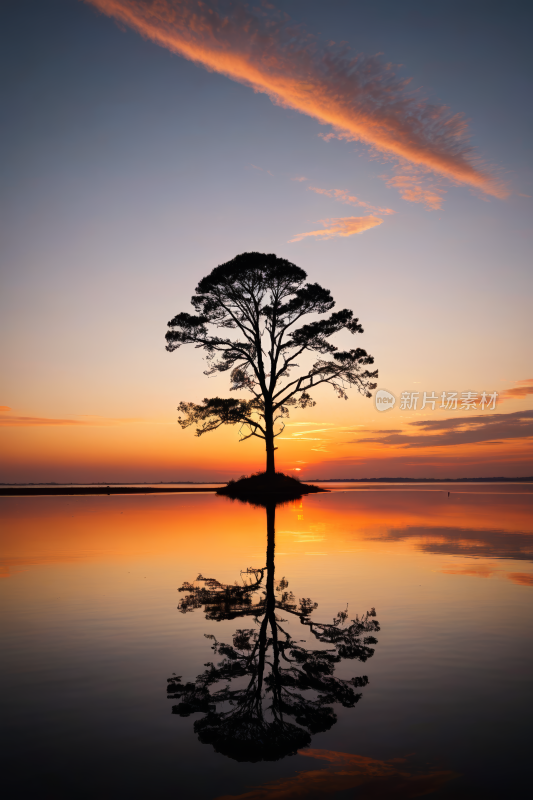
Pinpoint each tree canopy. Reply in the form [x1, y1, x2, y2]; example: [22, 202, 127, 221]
[166, 252, 377, 474]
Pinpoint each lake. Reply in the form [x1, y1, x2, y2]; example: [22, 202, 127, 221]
[1, 485, 532, 798]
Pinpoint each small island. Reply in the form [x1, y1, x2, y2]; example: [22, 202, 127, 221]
[216, 471, 327, 502]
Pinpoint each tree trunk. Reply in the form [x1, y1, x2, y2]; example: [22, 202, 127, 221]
[264, 405, 276, 476]
[265, 502, 276, 597]
[266, 503, 282, 714]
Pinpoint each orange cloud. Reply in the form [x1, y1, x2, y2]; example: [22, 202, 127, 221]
[0, 416, 86, 427]
[507, 572, 533, 587]
[86, 0, 507, 198]
[290, 214, 383, 242]
[500, 378, 533, 401]
[0, 412, 146, 427]
[216, 748, 455, 799]
[439, 566, 533, 587]
[249, 163, 273, 175]
[308, 186, 395, 214]
[441, 563, 497, 578]
[355, 410, 533, 449]
[385, 175, 445, 209]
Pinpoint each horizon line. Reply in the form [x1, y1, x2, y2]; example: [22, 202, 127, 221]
[1, 476, 532, 486]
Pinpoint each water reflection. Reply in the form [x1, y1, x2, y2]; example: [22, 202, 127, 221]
[167, 499, 379, 761]
[2, 489, 531, 577]
[215, 749, 456, 799]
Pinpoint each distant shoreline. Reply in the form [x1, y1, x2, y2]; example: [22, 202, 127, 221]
[0, 487, 218, 496]
[0, 476, 532, 497]
[306, 477, 533, 483]
[1, 476, 532, 488]
[0, 482, 225, 486]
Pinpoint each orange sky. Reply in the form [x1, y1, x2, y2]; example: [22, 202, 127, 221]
[1, 1, 531, 482]
[1, 386, 531, 481]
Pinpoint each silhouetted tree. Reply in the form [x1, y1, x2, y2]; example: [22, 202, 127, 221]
[165, 252, 377, 475]
[167, 500, 379, 761]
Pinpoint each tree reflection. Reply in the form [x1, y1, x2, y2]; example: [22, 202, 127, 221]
[167, 500, 379, 762]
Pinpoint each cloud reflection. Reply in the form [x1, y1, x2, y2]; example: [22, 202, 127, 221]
[216, 748, 455, 799]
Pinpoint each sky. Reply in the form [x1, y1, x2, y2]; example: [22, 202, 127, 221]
[1, 0, 532, 482]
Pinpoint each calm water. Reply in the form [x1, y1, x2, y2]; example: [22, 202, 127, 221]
[1, 486, 532, 799]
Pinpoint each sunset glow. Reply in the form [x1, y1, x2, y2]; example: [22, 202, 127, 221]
[1, 1, 531, 481]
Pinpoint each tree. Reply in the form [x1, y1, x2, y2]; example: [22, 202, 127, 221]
[165, 252, 377, 476]
[168, 499, 379, 761]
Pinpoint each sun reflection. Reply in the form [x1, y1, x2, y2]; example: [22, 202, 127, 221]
[167, 498, 379, 761]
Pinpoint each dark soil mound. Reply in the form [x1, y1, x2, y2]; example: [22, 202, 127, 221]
[216, 472, 327, 504]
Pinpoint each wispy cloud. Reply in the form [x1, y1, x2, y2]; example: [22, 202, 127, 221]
[308, 186, 395, 214]
[441, 565, 533, 587]
[86, 0, 507, 198]
[352, 410, 533, 449]
[500, 378, 533, 401]
[0, 410, 146, 427]
[0, 415, 87, 427]
[291, 176, 307, 182]
[248, 163, 273, 175]
[291, 428, 333, 436]
[290, 214, 383, 242]
[277, 437, 330, 441]
[284, 421, 335, 426]
[507, 572, 533, 587]
[385, 174, 445, 209]
[441, 563, 497, 578]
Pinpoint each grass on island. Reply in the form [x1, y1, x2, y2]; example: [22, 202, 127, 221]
[216, 471, 327, 501]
